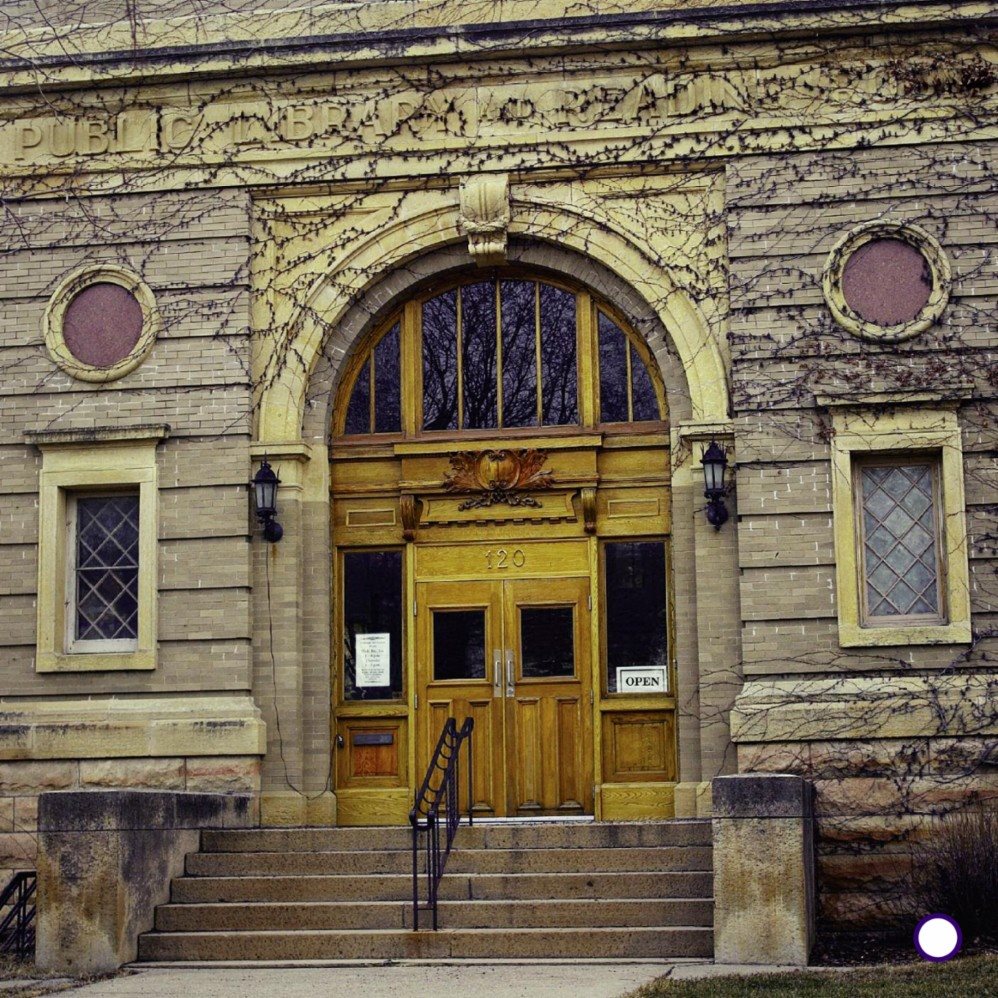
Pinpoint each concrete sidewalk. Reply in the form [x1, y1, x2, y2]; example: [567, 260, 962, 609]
[51, 961, 826, 997]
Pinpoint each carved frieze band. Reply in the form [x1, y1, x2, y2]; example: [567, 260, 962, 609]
[4, 52, 969, 168]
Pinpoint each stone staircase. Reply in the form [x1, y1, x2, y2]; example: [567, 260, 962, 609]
[138, 820, 714, 961]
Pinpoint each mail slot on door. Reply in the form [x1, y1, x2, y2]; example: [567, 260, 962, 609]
[352, 731, 395, 746]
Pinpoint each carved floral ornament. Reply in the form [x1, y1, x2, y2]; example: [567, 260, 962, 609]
[444, 449, 554, 510]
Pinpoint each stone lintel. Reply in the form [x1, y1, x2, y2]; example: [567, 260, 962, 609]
[814, 386, 973, 408]
[25, 424, 170, 448]
[712, 773, 813, 819]
[731, 675, 997, 743]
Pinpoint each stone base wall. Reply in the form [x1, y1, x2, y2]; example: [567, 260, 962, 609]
[0, 755, 260, 887]
[36, 791, 256, 973]
[733, 673, 998, 928]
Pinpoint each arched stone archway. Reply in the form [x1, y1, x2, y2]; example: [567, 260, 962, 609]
[250, 179, 738, 826]
[256, 184, 729, 448]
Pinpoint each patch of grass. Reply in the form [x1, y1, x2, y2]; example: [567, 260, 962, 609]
[628, 954, 998, 997]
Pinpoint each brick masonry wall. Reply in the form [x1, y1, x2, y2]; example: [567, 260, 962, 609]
[0, 188, 258, 867]
[727, 141, 998, 929]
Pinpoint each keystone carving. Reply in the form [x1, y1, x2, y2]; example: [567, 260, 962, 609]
[459, 174, 510, 266]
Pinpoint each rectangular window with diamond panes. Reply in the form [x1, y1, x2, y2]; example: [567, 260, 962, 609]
[69, 494, 141, 650]
[856, 460, 944, 626]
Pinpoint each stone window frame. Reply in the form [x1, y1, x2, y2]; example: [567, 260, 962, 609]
[830, 406, 971, 648]
[31, 427, 167, 673]
[822, 221, 951, 343]
[43, 263, 161, 383]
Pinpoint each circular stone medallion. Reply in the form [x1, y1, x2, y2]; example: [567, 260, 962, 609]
[43, 265, 160, 383]
[822, 222, 950, 342]
[63, 282, 144, 368]
[841, 238, 933, 327]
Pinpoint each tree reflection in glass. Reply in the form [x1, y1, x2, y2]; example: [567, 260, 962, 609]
[540, 284, 578, 425]
[422, 290, 458, 430]
[599, 312, 629, 423]
[344, 359, 370, 434]
[461, 282, 498, 429]
[374, 323, 401, 433]
[501, 280, 538, 427]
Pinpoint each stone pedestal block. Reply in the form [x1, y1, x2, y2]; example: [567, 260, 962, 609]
[36, 790, 255, 974]
[712, 774, 815, 966]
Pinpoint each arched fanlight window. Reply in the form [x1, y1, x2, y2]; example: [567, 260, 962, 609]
[342, 322, 401, 435]
[336, 275, 664, 437]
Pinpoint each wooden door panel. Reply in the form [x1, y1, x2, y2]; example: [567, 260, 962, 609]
[504, 576, 593, 815]
[416, 580, 505, 817]
[601, 710, 677, 783]
[512, 695, 543, 810]
[554, 695, 586, 810]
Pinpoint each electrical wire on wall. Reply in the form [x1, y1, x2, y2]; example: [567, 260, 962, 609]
[264, 540, 333, 803]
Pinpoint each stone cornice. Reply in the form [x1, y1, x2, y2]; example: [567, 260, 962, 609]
[0, 0, 991, 92]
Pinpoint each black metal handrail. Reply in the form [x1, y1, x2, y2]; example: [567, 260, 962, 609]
[410, 716, 474, 931]
[0, 871, 36, 959]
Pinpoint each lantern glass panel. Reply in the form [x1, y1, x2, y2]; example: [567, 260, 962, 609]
[255, 477, 277, 515]
[702, 445, 727, 494]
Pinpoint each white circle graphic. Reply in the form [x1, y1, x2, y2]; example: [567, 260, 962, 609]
[916, 916, 959, 959]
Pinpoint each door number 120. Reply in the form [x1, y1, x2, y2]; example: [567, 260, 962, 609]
[485, 548, 526, 570]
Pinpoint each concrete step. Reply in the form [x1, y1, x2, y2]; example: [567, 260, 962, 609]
[200, 820, 711, 854]
[155, 897, 714, 932]
[138, 925, 713, 961]
[171, 870, 713, 904]
[185, 845, 713, 878]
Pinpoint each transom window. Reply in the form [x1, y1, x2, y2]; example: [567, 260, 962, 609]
[337, 275, 665, 437]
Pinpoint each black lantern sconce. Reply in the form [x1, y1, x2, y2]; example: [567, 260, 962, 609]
[701, 440, 729, 530]
[251, 458, 283, 543]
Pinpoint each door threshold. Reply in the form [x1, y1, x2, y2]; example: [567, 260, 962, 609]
[472, 815, 595, 824]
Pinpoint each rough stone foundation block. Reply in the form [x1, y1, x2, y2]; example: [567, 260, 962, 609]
[712, 774, 815, 966]
[673, 782, 697, 817]
[260, 790, 309, 826]
[36, 790, 256, 975]
[306, 791, 337, 826]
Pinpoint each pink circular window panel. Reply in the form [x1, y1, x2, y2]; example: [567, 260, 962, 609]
[841, 238, 933, 327]
[62, 283, 144, 369]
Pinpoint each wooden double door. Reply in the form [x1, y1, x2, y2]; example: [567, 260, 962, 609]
[416, 572, 594, 817]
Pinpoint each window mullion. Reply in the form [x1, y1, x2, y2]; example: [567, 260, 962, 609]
[456, 287, 464, 431]
[368, 344, 376, 434]
[625, 341, 634, 423]
[496, 279, 504, 428]
[535, 282, 543, 426]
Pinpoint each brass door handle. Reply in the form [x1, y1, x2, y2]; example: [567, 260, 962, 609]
[493, 649, 502, 698]
[505, 649, 515, 697]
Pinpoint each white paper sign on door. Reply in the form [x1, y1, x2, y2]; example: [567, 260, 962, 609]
[356, 633, 391, 687]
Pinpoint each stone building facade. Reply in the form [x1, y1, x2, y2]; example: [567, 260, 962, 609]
[0, 0, 995, 935]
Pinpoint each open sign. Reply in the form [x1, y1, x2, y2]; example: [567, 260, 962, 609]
[616, 666, 668, 692]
